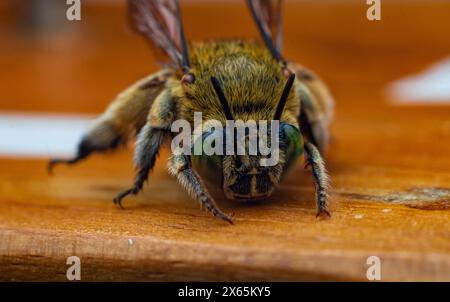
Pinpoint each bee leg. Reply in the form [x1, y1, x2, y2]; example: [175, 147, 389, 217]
[291, 64, 334, 153]
[113, 125, 166, 208]
[113, 88, 174, 208]
[168, 154, 234, 224]
[47, 126, 122, 174]
[304, 142, 331, 217]
[48, 70, 171, 174]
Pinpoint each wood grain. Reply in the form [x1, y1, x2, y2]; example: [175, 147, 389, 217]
[0, 1, 449, 281]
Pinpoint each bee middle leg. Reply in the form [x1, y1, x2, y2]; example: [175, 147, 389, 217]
[168, 154, 233, 224]
[113, 125, 166, 208]
[113, 88, 174, 208]
[304, 142, 331, 217]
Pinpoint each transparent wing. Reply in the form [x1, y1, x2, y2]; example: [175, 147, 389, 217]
[128, 0, 189, 70]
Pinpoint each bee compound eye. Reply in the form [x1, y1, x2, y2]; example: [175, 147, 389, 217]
[182, 72, 195, 85]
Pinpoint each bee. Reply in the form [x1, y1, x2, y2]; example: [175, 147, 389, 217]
[49, 0, 334, 223]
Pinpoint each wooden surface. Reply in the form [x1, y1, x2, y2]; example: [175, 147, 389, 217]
[0, 1, 449, 281]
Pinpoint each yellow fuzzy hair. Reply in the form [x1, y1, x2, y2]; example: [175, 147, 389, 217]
[170, 40, 300, 126]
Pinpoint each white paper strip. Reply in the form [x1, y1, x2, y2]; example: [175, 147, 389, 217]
[386, 56, 450, 104]
[0, 111, 94, 158]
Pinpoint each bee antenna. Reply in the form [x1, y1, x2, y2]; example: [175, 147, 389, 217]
[273, 73, 295, 120]
[211, 77, 234, 121]
[246, 0, 284, 63]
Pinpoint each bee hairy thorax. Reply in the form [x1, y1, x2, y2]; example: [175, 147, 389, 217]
[175, 40, 300, 125]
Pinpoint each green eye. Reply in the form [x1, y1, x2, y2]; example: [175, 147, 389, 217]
[191, 131, 223, 185]
[281, 123, 304, 174]
[191, 153, 223, 185]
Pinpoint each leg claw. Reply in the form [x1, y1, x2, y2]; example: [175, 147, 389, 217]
[316, 208, 331, 219]
[47, 159, 72, 175]
[215, 211, 234, 224]
[304, 160, 312, 169]
[113, 188, 135, 209]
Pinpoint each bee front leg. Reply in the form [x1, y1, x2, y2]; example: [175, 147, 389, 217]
[304, 142, 331, 217]
[168, 154, 234, 224]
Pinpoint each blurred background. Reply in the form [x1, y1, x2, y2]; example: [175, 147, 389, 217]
[0, 0, 449, 157]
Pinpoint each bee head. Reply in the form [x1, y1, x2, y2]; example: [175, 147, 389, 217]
[191, 122, 303, 201]
[200, 73, 303, 201]
[221, 123, 303, 201]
